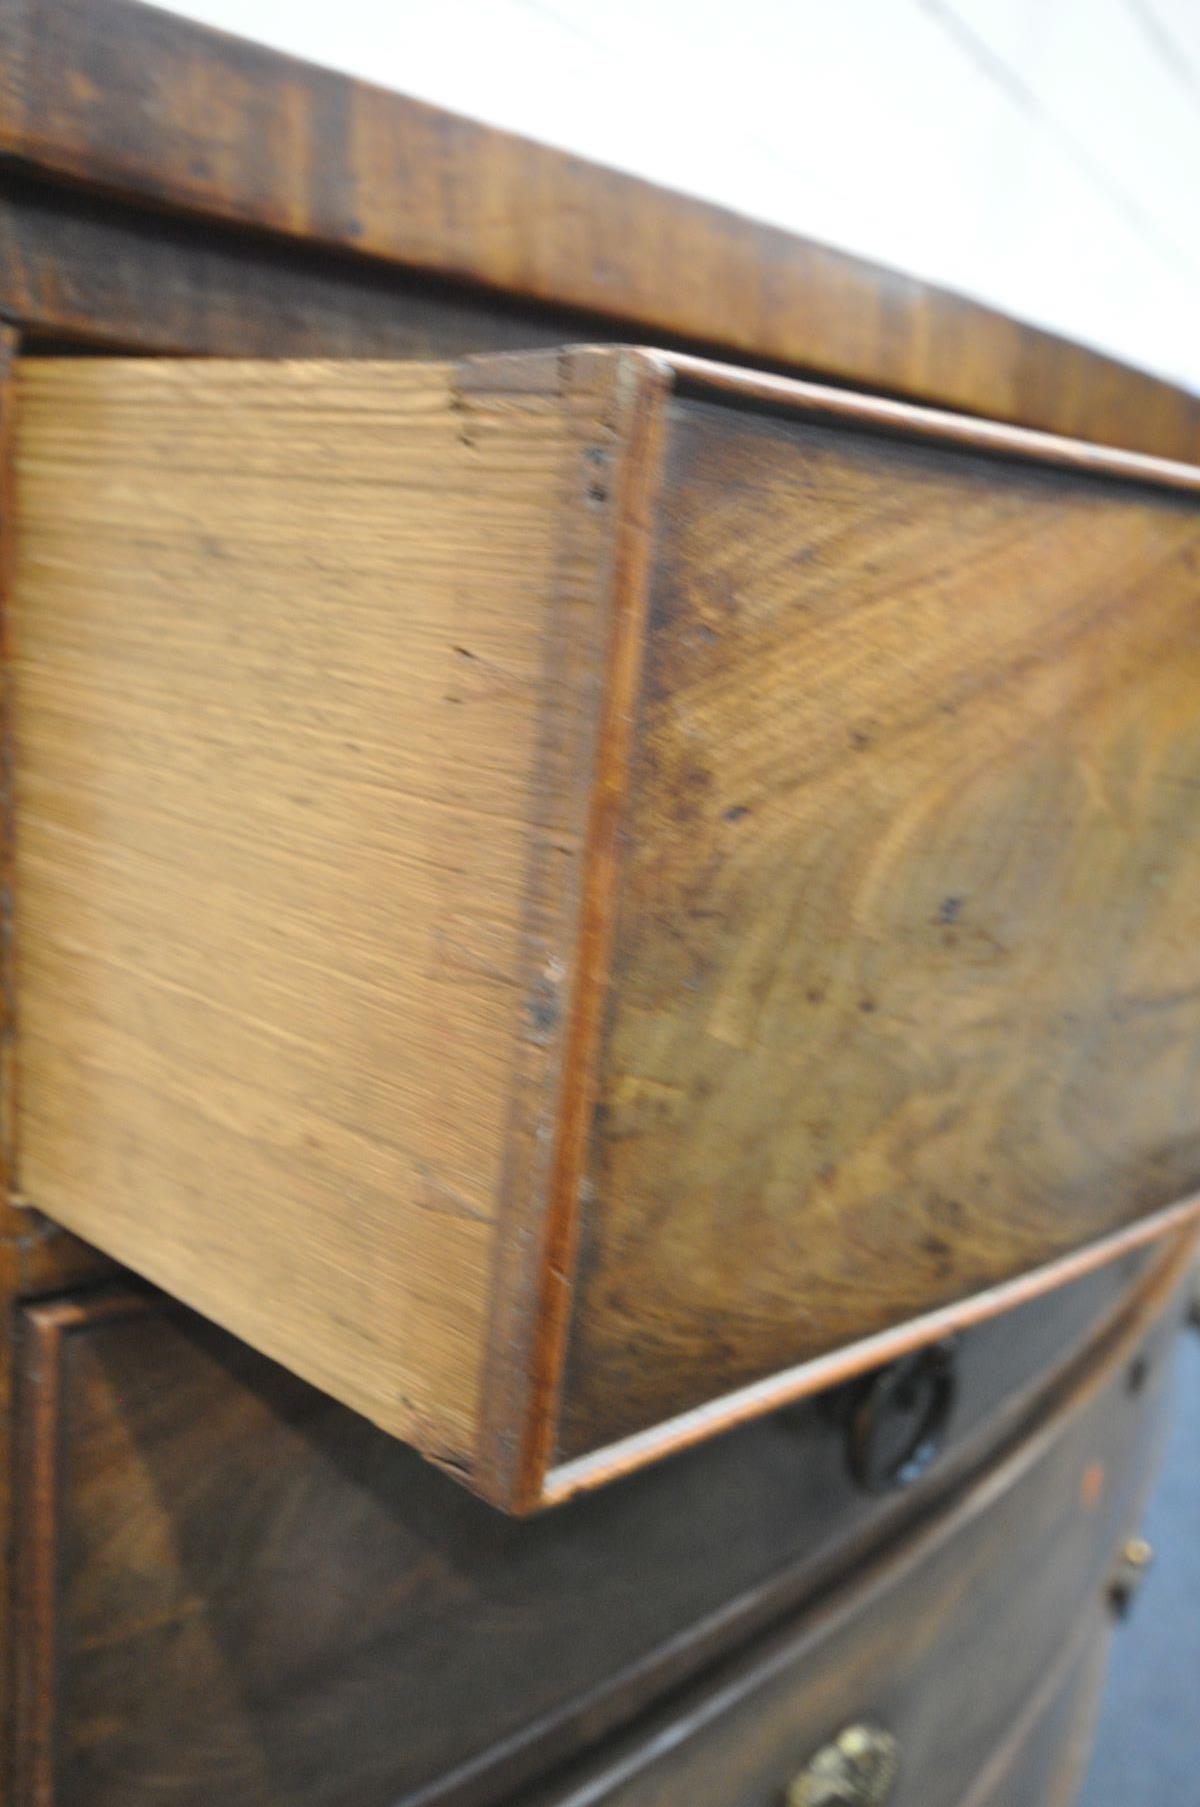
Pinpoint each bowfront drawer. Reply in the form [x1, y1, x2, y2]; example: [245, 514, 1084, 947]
[9, 347, 1200, 1508]
[968, 1617, 1112, 1807]
[13, 1244, 1167, 1807]
[518, 1243, 1190, 1807]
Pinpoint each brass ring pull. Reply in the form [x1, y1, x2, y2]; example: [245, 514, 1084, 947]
[786, 1723, 899, 1806]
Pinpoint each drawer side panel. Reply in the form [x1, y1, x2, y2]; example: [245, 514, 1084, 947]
[10, 354, 621, 1480]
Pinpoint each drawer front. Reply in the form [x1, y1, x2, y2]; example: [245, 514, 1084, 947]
[554, 363, 1200, 1484]
[518, 1243, 1190, 1807]
[967, 1614, 1111, 1807]
[10, 348, 1200, 1507]
[9, 1246, 1168, 1807]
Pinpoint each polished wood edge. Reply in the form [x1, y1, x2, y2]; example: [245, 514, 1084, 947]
[456, 347, 609, 1507]
[515, 349, 674, 1512]
[468, 348, 674, 1511]
[652, 349, 1200, 493]
[464, 347, 618, 1506]
[530, 1240, 1193, 1807]
[2, 0, 1198, 458]
[540, 1202, 1200, 1505]
[11, 1288, 158, 1807]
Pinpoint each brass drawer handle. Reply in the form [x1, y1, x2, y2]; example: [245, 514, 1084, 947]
[786, 1723, 899, 1806]
[1109, 1536, 1154, 1618]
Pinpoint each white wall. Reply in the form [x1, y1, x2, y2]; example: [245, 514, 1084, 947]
[161, 0, 1200, 392]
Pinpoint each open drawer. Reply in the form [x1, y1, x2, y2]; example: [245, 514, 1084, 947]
[7, 347, 1200, 1510]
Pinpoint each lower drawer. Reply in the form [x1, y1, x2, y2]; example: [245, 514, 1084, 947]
[967, 1610, 1111, 1807]
[519, 1239, 1190, 1807]
[9, 1242, 1171, 1807]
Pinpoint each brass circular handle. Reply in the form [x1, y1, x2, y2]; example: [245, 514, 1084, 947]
[786, 1723, 899, 1807]
[847, 1343, 957, 1494]
[1108, 1536, 1154, 1619]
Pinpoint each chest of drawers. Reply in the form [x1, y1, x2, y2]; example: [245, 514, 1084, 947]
[1, 0, 1199, 1800]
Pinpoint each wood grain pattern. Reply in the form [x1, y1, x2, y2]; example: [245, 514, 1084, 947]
[0, 17, 1195, 1802]
[14, 347, 1200, 1505]
[0, 325, 107, 1305]
[524, 1239, 1192, 1807]
[6, 1242, 1173, 1807]
[0, 170, 577, 359]
[11, 352, 639, 1483]
[2, 0, 1200, 459]
[3, 324, 115, 1807]
[558, 366, 1200, 1461]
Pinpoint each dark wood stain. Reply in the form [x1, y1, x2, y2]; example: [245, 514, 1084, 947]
[0, 171, 576, 358]
[8, 1243, 1166, 1806]
[525, 1242, 1191, 1805]
[560, 381, 1200, 1457]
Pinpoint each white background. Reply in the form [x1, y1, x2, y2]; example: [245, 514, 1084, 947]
[159, 0, 1200, 393]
